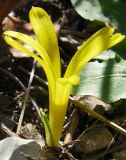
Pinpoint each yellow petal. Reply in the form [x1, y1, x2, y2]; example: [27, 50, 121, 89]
[4, 35, 43, 63]
[4, 35, 55, 101]
[4, 31, 53, 73]
[29, 6, 61, 78]
[64, 27, 125, 78]
[58, 75, 80, 85]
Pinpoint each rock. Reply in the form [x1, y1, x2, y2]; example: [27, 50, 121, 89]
[0, 136, 58, 160]
[75, 125, 114, 154]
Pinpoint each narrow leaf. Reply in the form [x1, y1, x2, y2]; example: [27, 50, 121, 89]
[40, 110, 53, 146]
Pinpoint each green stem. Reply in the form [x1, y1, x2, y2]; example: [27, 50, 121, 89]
[70, 97, 126, 136]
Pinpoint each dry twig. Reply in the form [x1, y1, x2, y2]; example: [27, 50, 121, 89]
[16, 60, 36, 134]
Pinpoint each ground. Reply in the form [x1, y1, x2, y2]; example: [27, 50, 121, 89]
[0, 0, 126, 160]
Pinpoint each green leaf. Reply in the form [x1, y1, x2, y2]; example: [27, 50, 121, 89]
[113, 38, 126, 60]
[72, 59, 126, 103]
[71, 0, 126, 34]
[40, 111, 53, 146]
[94, 49, 116, 61]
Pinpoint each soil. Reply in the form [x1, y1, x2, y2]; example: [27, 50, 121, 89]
[0, 0, 126, 160]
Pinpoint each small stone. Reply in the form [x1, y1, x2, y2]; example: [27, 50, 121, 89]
[75, 125, 114, 154]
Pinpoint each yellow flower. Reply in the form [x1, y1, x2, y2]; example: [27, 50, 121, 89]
[3, 7, 125, 147]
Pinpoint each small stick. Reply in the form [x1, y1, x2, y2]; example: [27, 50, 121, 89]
[60, 145, 77, 160]
[70, 97, 126, 136]
[16, 60, 36, 134]
[0, 67, 41, 118]
[64, 109, 79, 144]
[0, 123, 18, 137]
[18, 65, 48, 87]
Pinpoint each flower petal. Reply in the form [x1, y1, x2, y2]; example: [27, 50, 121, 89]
[29, 6, 61, 78]
[4, 35, 55, 101]
[4, 31, 53, 75]
[58, 75, 80, 85]
[64, 27, 125, 78]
